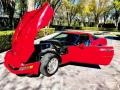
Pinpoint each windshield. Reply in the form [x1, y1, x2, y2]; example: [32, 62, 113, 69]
[51, 33, 80, 45]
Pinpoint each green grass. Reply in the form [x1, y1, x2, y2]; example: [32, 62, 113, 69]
[81, 27, 119, 32]
[81, 27, 99, 31]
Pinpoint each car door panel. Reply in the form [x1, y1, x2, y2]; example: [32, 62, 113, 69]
[81, 46, 114, 65]
[61, 45, 94, 64]
[68, 46, 101, 64]
[96, 46, 114, 65]
[61, 46, 83, 64]
[61, 45, 114, 65]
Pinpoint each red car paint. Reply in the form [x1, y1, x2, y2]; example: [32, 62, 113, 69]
[4, 2, 54, 75]
[4, 2, 114, 76]
[54, 31, 114, 65]
[61, 40, 113, 65]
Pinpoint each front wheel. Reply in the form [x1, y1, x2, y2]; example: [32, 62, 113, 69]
[40, 53, 59, 77]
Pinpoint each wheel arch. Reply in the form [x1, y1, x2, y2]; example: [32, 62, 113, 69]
[40, 50, 62, 64]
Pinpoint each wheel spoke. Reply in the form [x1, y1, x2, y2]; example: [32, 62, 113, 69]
[47, 58, 58, 74]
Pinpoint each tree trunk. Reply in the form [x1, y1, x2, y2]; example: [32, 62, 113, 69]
[114, 10, 119, 30]
[68, 18, 72, 26]
[103, 14, 107, 24]
[118, 22, 120, 31]
[51, 0, 62, 25]
[8, 0, 15, 29]
[94, 16, 99, 26]
[27, 0, 35, 11]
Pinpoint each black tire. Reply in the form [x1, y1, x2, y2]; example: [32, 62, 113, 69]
[40, 53, 59, 77]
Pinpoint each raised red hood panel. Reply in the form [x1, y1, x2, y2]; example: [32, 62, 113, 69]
[4, 2, 54, 68]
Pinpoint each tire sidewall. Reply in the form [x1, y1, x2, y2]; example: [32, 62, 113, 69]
[40, 53, 59, 77]
[45, 56, 59, 76]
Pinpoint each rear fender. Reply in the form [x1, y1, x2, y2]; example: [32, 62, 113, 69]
[91, 37, 107, 46]
[40, 50, 62, 63]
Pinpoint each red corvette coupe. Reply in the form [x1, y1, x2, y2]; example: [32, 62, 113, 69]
[37, 31, 114, 76]
[4, 2, 114, 77]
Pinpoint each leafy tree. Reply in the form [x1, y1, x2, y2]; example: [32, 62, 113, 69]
[87, 0, 111, 25]
[112, 0, 120, 29]
[27, 0, 62, 25]
[27, 0, 62, 11]
[113, 0, 120, 10]
[1, 0, 15, 28]
[19, 0, 27, 17]
[62, 0, 80, 26]
[77, 0, 93, 26]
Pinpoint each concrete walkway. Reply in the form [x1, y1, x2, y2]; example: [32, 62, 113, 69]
[0, 31, 120, 90]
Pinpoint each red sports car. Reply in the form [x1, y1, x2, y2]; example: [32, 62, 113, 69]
[36, 31, 114, 76]
[4, 2, 114, 77]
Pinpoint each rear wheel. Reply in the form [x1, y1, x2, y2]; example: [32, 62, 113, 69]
[40, 53, 59, 76]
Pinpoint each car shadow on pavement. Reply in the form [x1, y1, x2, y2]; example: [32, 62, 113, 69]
[105, 36, 120, 41]
[60, 62, 101, 69]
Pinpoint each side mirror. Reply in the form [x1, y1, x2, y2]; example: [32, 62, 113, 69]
[79, 43, 85, 49]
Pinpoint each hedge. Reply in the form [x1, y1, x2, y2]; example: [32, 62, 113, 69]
[98, 23, 116, 31]
[0, 28, 55, 53]
[81, 26, 117, 31]
[98, 23, 116, 28]
[36, 28, 55, 39]
[81, 27, 99, 31]
[51, 25, 81, 31]
[0, 31, 14, 52]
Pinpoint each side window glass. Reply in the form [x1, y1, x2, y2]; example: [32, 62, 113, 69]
[80, 34, 90, 46]
[52, 33, 68, 40]
[66, 34, 80, 45]
[93, 36, 98, 40]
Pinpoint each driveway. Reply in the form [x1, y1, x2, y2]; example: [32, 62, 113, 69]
[0, 31, 120, 90]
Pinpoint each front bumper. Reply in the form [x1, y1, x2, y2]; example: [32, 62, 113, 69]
[4, 50, 41, 75]
[4, 61, 41, 75]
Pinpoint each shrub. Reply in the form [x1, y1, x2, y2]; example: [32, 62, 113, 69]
[98, 23, 116, 28]
[98, 23, 116, 31]
[51, 25, 81, 31]
[81, 27, 99, 31]
[0, 31, 14, 52]
[36, 28, 55, 39]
